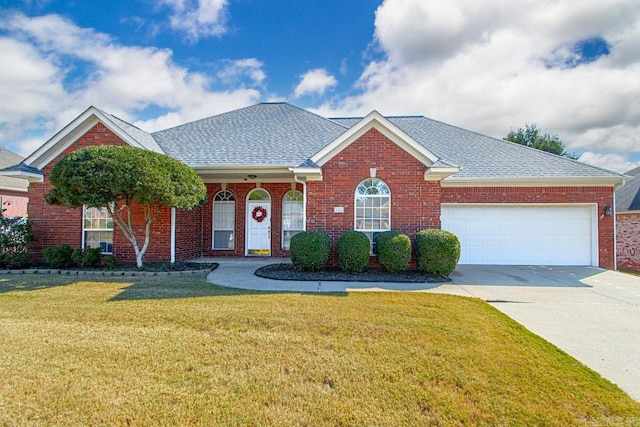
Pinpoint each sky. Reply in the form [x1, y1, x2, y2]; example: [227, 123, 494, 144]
[0, 0, 639, 173]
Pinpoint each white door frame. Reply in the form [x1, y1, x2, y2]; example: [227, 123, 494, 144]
[245, 188, 272, 256]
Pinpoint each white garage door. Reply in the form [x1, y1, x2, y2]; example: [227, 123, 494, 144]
[441, 205, 596, 266]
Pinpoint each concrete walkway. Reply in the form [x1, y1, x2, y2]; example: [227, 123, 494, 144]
[203, 258, 640, 401]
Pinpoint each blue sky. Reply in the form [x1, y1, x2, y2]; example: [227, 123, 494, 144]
[1, 0, 639, 172]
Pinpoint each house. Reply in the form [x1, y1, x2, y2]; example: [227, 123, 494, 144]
[616, 166, 640, 272]
[1, 102, 624, 268]
[0, 147, 28, 218]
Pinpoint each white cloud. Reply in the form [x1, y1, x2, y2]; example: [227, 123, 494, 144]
[294, 68, 338, 98]
[319, 0, 640, 172]
[217, 58, 266, 85]
[162, 0, 229, 42]
[578, 152, 640, 174]
[0, 12, 261, 155]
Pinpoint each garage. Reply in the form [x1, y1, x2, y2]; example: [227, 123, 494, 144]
[440, 204, 597, 266]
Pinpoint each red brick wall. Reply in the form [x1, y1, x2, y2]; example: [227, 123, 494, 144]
[307, 127, 441, 266]
[0, 191, 28, 217]
[442, 186, 615, 269]
[617, 212, 640, 272]
[175, 206, 204, 261]
[28, 123, 171, 265]
[201, 182, 304, 258]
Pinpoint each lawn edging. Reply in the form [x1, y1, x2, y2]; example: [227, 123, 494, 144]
[0, 268, 214, 277]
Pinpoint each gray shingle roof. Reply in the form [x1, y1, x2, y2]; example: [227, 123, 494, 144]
[101, 111, 165, 153]
[616, 167, 640, 212]
[332, 115, 621, 181]
[99, 102, 620, 182]
[152, 103, 348, 167]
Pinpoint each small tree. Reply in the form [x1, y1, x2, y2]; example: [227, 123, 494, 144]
[46, 145, 207, 268]
[504, 124, 578, 159]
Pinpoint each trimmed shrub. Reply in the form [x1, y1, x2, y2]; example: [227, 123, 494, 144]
[375, 231, 411, 273]
[72, 247, 103, 268]
[43, 244, 74, 268]
[290, 231, 331, 271]
[415, 229, 461, 277]
[102, 255, 117, 269]
[337, 231, 370, 273]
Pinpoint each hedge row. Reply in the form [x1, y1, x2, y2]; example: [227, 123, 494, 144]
[290, 229, 461, 277]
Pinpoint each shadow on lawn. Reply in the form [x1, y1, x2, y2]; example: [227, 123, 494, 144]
[108, 278, 348, 301]
[0, 275, 79, 294]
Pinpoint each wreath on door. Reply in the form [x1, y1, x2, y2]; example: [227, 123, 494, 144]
[252, 206, 268, 223]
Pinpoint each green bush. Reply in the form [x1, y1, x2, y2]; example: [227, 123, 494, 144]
[0, 217, 34, 269]
[375, 231, 411, 273]
[72, 247, 103, 268]
[337, 231, 370, 273]
[102, 255, 117, 270]
[290, 231, 331, 271]
[415, 229, 461, 277]
[43, 244, 74, 268]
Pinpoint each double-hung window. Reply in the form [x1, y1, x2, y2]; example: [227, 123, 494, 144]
[83, 206, 113, 253]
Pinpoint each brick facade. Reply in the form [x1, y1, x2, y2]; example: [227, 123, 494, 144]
[26, 120, 618, 270]
[617, 212, 640, 272]
[307, 128, 441, 266]
[27, 123, 172, 264]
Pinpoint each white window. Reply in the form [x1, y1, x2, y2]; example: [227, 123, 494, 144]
[83, 206, 113, 253]
[355, 178, 391, 247]
[282, 190, 304, 250]
[213, 190, 235, 250]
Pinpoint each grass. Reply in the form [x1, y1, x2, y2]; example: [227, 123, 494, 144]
[1, 274, 639, 426]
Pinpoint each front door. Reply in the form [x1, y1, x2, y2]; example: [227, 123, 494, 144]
[246, 189, 271, 256]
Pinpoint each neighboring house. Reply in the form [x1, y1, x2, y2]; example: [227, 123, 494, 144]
[0, 147, 28, 217]
[616, 166, 640, 272]
[0, 103, 624, 268]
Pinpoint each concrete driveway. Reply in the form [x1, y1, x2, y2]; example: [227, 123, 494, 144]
[430, 265, 640, 402]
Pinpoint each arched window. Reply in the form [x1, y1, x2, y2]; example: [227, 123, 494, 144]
[212, 190, 235, 250]
[282, 190, 304, 250]
[355, 178, 391, 246]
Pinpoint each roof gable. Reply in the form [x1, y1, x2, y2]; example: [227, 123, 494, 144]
[24, 107, 164, 171]
[311, 110, 440, 167]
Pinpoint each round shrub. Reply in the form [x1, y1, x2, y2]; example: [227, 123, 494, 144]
[415, 229, 461, 277]
[375, 231, 411, 273]
[43, 244, 74, 268]
[337, 231, 370, 273]
[290, 231, 331, 271]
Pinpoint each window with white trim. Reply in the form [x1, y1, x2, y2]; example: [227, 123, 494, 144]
[282, 190, 303, 250]
[213, 190, 235, 250]
[83, 206, 113, 253]
[355, 178, 391, 248]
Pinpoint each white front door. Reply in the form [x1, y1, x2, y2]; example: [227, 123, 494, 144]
[246, 190, 271, 256]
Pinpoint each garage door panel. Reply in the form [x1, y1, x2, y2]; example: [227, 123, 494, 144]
[441, 205, 594, 266]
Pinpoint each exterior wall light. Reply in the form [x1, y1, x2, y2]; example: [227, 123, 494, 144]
[604, 205, 613, 216]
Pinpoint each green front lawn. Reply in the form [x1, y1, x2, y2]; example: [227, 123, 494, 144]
[1, 274, 638, 426]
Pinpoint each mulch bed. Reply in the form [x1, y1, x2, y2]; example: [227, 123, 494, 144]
[255, 263, 450, 283]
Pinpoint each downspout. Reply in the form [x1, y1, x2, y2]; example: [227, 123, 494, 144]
[294, 175, 307, 231]
[170, 207, 176, 263]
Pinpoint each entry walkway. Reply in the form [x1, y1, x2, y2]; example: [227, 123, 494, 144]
[201, 258, 640, 401]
